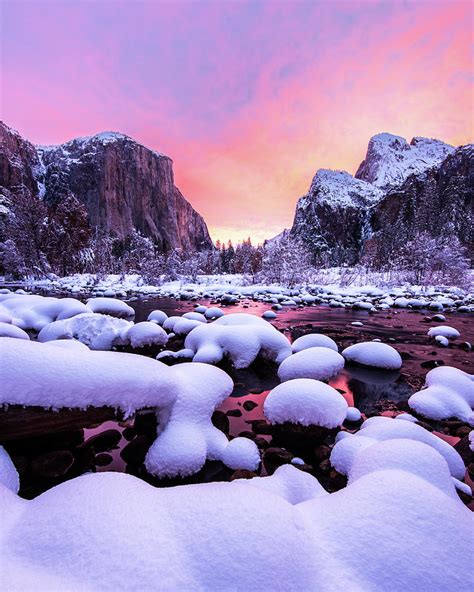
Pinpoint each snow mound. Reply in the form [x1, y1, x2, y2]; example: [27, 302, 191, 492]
[220, 437, 261, 471]
[342, 341, 402, 370]
[408, 366, 474, 423]
[264, 379, 348, 428]
[1, 438, 471, 591]
[428, 325, 460, 340]
[0, 294, 92, 331]
[292, 333, 338, 353]
[38, 313, 132, 350]
[0, 339, 243, 477]
[87, 297, 135, 319]
[126, 322, 168, 348]
[147, 309, 168, 325]
[185, 314, 291, 369]
[278, 347, 345, 382]
[0, 322, 30, 340]
[204, 307, 225, 319]
[330, 415, 466, 480]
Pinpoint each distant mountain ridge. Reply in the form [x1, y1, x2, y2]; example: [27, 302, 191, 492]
[290, 132, 473, 264]
[0, 122, 213, 252]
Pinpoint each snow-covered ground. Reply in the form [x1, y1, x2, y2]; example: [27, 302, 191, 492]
[0, 287, 473, 590]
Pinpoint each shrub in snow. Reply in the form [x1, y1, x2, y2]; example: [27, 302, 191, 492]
[147, 309, 168, 325]
[86, 297, 135, 319]
[277, 347, 345, 382]
[38, 313, 132, 350]
[291, 333, 338, 353]
[0, 322, 30, 340]
[185, 313, 291, 369]
[0, 338, 255, 478]
[1, 439, 471, 591]
[427, 325, 460, 340]
[264, 379, 348, 428]
[408, 366, 474, 424]
[342, 341, 402, 370]
[330, 415, 466, 481]
[126, 322, 168, 349]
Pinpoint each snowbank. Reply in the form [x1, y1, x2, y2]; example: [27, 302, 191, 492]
[0, 440, 471, 591]
[87, 297, 135, 319]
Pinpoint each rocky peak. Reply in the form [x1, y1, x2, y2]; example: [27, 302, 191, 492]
[0, 122, 213, 252]
[305, 168, 383, 208]
[355, 132, 454, 189]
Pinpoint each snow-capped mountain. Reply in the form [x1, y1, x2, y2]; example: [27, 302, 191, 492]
[290, 133, 473, 264]
[355, 133, 455, 190]
[0, 122, 213, 252]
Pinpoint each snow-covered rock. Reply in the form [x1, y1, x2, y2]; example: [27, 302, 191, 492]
[342, 341, 402, 370]
[408, 366, 474, 424]
[86, 297, 135, 319]
[291, 333, 338, 353]
[0, 322, 30, 340]
[126, 322, 168, 348]
[264, 379, 348, 428]
[428, 325, 460, 340]
[0, 294, 92, 331]
[147, 309, 168, 325]
[0, 446, 19, 493]
[184, 313, 291, 368]
[278, 347, 345, 382]
[0, 338, 248, 477]
[330, 415, 466, 480]
[38, 313, 132, 350]
[221, 437, 261, 471]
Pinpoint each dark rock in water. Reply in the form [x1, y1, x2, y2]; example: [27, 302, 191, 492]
[243, 400, 258, 412]
[229, 469, 258, 481]
[31, 450, 74, 478]
[460, 342, 472, 352]
[211, 410, 229, 434]
[328, 469, 347, 491]
[226, 409, 242, 417]
[122, 427, 136, 441]
[313, 445, 331, 464]
[9, 455, 28, 475]
[121, 436, 151, 466]
[456, 426, 472, 438]
[454, 435, 473, 466]
[249, 420, 273, 435]
[254, 437, 269, 450]
[134, 411, 158, 435]
[421, 359, 445, 369]
[238, 431, 256, 441]
[263, 447, 293, 474]
[270, 422, 337, 456]
[83, 429, 121, 452]
[248, 388, 264, 395]
[95, 452, 113, 467]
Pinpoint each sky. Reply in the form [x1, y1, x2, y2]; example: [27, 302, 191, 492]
[1, 0, 473, 245]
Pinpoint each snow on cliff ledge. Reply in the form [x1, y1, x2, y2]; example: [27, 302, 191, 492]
[355, 133, 454, 189]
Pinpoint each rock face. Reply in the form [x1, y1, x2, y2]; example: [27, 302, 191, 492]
[290, 133, 473, 264]
[0, 122, 212, 251]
